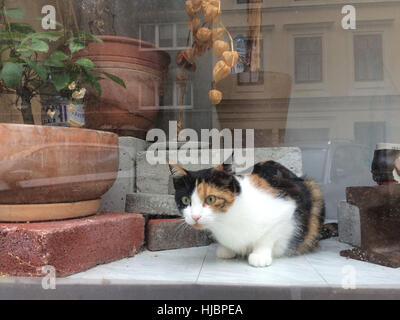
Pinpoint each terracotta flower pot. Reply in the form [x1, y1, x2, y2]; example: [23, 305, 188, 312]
[78, 36, 171, 134]
[0, 124, 119, 222]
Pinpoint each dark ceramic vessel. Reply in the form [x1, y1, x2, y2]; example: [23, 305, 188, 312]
[371, 143, 400, 185]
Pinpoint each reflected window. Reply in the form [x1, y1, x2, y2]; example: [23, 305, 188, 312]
[159, 24, 173, 48]
[354, 34, 383, 82]
[140, 23, 191, 49]
[295, 36, 322, 83]
[140, 24, 155, 45]
[234, 36, 264, 86]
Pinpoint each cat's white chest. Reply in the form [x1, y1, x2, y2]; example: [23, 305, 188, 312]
[209, 176, 296, 255]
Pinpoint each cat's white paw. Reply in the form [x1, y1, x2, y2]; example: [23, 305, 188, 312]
[216, 245, 236, 259]
[248, 252, 273, 267]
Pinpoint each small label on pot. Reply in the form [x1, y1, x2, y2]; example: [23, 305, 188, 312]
[42, 103, 85, 128]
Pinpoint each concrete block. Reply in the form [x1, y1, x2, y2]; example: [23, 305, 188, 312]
[0, 212, 145, 277]
[136, 147, 302, 195]
[338, 200, 361, 247]
[126, 193, 180, 217]
[100, 137, 148, 212]
[146, 218, 213, 251]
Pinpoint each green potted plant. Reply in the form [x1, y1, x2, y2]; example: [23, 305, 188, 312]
[0, 6, 124, 221]
[0, 6, 126, 127]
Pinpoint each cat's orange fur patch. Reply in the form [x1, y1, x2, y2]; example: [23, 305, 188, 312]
[196, 181, 236, 213]
[248, 174, 279, 196]
[295, 178, 324, 254]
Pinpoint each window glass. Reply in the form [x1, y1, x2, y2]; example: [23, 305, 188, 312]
[2, 0, 400, 294]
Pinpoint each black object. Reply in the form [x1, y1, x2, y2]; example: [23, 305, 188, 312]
[371, 144, 400, 185]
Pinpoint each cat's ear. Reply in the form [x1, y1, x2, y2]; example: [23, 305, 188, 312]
[216, 152, 234, 175]
[216, 163, 233, 175]
[168, 160, 188, 179]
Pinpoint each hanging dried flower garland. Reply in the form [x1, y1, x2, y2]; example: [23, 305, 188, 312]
[177, 0, 238, 106]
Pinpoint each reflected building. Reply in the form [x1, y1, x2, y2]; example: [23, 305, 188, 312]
[129, 0, 400, 152]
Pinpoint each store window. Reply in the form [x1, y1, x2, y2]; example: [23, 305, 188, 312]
[1, 0, 400, 300]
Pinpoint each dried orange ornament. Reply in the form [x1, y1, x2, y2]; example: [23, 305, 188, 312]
[213, 40, 229, 58]
[213, 60, 231, 83]
[211, 28, 224, 41]
[204, 4, 221, 23]
[192, 0, 203, 9]
[202, 0, 220, 9]
[188, 17, 201, 33]
[209, 89, 223, 105]
[196, 27, 212, 42]
[185, 0, 202, 17]
[222, 50, 239, 67]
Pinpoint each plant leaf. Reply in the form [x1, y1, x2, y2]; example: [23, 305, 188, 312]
[75, 58, 94, 68]
[0, 62, 23, 89]
[26, 39, 49, 53]
[50, 50, 69, 61]
[78, 32, 103, 44]
[43, 50, 69, 67]
[24, 59, 49, 81]
[69, 37, 86, 54]
[44, 57, 64, 68]
[32, 32, 63, 42]
[10, 23, 35, 34]
[3, 8, 24, 19]
[0, 31, 26, 39]
[16, 47, 33, 57]
[101, 72, 126, 88]
[82, 67, 102, 96]
[51, 72, 70, 91]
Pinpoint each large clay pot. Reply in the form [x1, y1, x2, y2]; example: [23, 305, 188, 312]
[78, 36, 170, 134]
[0, 124, 119, 221]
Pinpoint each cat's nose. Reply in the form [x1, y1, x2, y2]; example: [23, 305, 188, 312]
[192, 215, 201, 222]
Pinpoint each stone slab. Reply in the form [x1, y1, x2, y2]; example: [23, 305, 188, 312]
[337, 200, 361, 247]
[126, 193, 180, 217]
[100, 137, 148, 212]
[136, 147, 302, 195]
[146, 218, 213, 251]
[0, 212, 145, 277]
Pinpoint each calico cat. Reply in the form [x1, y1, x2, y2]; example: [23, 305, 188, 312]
[169, 160, 333, 267]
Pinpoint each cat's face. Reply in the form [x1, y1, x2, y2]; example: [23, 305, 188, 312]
[169, 163, 241, 229]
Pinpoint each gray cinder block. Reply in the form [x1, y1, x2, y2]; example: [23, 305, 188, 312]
[136, 147, 303, 195]
[126, 193, 180, 216]
[100, 137, 148, 212]
[338, 200, 361, 247]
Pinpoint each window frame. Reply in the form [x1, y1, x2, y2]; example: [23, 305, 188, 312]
[353, 34, 384, 82]
[294, 36, 323, 84]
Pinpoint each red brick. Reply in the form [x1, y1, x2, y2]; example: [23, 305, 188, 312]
[0, 212, 145, 277]
[146, 218, 213, 251]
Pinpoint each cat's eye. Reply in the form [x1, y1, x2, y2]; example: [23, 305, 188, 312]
[181, 196, 191, 206]
[205, 195, 216, 205]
